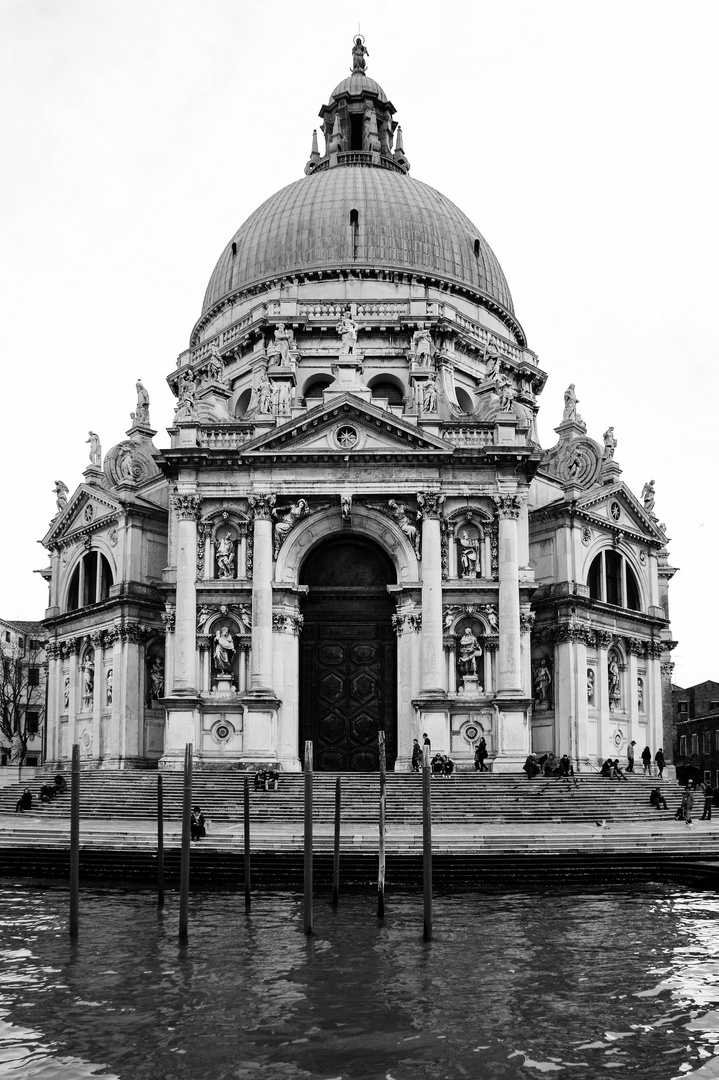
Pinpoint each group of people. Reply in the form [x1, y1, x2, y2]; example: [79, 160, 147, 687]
[671, 780, 717, 826]
[15, 774, 68, 813]
[254, 769, 280, 792]
[431, 754, 455, 776]
[523, 752, 576, 781]
[625, 742, 666, 777]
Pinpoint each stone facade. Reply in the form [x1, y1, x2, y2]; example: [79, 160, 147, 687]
[38, 40, 675, 774]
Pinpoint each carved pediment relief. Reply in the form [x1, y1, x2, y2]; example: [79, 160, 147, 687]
[241, 394, 453, 457]
[578, 485, 665, 542]
[43, 486, 121, 547]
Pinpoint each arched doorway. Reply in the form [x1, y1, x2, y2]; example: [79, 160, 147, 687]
[299, 536, 397, 771]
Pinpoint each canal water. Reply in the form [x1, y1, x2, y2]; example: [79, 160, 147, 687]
[2, 882, 719, 1079]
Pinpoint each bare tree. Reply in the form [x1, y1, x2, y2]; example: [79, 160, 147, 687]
[0, 635, 45, 766]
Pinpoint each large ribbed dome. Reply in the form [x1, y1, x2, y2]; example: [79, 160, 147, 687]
[202, 166, 514, 317]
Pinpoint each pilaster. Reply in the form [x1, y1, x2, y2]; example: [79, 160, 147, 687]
[417, 492, 445, 696]
[248, 494, 276, 694]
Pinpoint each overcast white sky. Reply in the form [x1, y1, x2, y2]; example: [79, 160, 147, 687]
[1, 0, 716, 687]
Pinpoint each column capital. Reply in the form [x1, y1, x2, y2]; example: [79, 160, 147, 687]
[417, 491, 445, 519]
[492, 494, 522, 519]
[248, 493, 276, 520]
[172, 493, 200, 520]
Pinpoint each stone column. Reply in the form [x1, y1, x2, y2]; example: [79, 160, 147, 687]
[248, 494, 276, 694]
[493, 495, 522, 695]
[484, 640, 497, 694]
[171, 494, 200, 695]
[417, 492, 445, 695]
[273, 612, 302, 768]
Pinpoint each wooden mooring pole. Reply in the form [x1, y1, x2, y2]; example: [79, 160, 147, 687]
[179, 743, 192, 941]
[303, 740, 313, 935]
[244, 774, 251, 909]
[157, 774, 165, 908]
[378, 730, 386, 918]
[422, 746, 432, 941]
[332, 775, 341, 907]
[69, 743, 80, 938]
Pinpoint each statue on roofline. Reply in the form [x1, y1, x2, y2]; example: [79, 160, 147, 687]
[351, 35, 368, 74]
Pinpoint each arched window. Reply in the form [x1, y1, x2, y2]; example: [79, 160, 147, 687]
[66, 552, 113, 611]
[349, 209, 359, 261]
[455, 387, 475, 415]
[587, 550, 642, 611]
[370, 380, 404, 406]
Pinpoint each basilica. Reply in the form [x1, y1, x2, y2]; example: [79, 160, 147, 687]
[39, 39, 677, 774]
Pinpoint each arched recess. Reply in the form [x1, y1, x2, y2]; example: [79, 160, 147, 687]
[367, 373, 406, 408]
[65, 548, 115, 611]
[275, 506, 419, 586]
[585, 545, 644, 612]
[299, 533, 397, 772]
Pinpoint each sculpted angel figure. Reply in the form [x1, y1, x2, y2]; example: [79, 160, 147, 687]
[273, 499, 310, 556]
[641, 479, 656, 514]
[53, 480, 69, 513]
[214, 531, 235, 579]
[238, 604, 252, 634]
[150, 658, 165, 701]
[336, 312, 362, 355]
[388, 500, 420, 557]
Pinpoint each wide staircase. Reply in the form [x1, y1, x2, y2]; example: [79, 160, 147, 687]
[2, 770, 715, 888]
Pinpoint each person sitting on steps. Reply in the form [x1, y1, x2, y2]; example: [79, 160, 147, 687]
[15, 788, 32, 813]
[650, 787, 668, 810]
[190, 806, 206, 841]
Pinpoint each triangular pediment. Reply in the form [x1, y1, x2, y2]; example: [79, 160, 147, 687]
[240, 394, 454, 457]
[42, 485, 122, 547]
[577, 483, 666, 543]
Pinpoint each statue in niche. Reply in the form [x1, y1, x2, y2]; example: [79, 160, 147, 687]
[533, 659, 552, 706]
[214, 531, 235, 579]
[497, 375, 515, 413]
[587, 668, 595, 704]
[257, 371, 273, 414]
[562, 384, 579, 421]
[603, 426, 617, 460]
[388, 500, 420, 557]
[120, 446, 135, 481]
[63, 676, 70, 711]
[336, 311, 362, 355]
[269, 323, 295, 367]
[457, 627, 483, 687]
[53, 480, 69, 513]
[419, 373, 438, 412]
[608, 654, 621, 710]
[273, 499, 310, 557]
[83, 656, 95, 706]
[213, 627, 236, 675]
[352, 34, 368, 73]
[238, 605, 252, 634]
[106, 668, 113, 706]
[133, 380, 150, 425]
[457, 529, 480, 577]
[175, 371, 197, 420]
[411, 327, 434, 366]
[87, 432, 102, 467]
[637, 676, 644, 711]
[641, 479, 656, 515]
[150, 658, 165, 701]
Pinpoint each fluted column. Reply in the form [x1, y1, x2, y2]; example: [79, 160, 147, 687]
[418, 492, 445, 695]
[172, 494, 200, 694]
[248, 494, 276, 694]
[493, 495, 522, 695]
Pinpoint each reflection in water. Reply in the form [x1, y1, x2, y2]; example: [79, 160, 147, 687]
[1, 883, 719, 1078]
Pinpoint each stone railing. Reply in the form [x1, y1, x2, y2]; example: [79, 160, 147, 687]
[443, 427, 495, 447]
[453, 314, 522, 363]
[197, 429, 251, 450]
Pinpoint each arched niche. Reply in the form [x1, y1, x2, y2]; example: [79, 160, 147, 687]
[367, 373, 406, 409]
[207, 614, 242, 691]
[199, 510, 250, 580]
[301, 374, 335, 405]
[443, 507, 495, 580]
[454, 616, 485, 693]
[65, 548, 115, 612]
[80, 643, 95, 712]
[531, 645, 554, 712]
[275, 506, 419, 586]
[607, 645, 625, 713]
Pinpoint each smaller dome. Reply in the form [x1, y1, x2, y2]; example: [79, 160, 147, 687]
[329, 74, 389, 104]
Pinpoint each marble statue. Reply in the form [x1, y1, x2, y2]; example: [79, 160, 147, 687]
[602, 426, 617, 460]
[270, 323, 294, 366]
[587, 668, 595, 703]
[273, 499, 310, 556]
[87, 432, 102, 467]
[388, 500, 420, 557]
[134, 380, 150, 425]
[175, 371, 196, 420]
[608, 656, 621, 709]
[457, 628, 482, 683]
[213, 627, 236, 675]
[482, 605, 499, 632]
[63, 676, 70, 711]
[641, 479, 656, 514]
[84, 658, 95, 703]
[562, 384, 578, 421]
[120, 446, 135, 481]
[458, 530, 480, 577]
[150, 658, 165, 700]
[106, 668, 113, 706]
[637, 676, 644, 711]
[484, 336, 503, 379]
[336, 312, 362, 355]
[533, 659, 552, 704]
[53, 480, 69, 513]
[497, 375, 515, 413]
[257, 372, 273, 413]
[10, 733, 23, 764]
[411, 327, 434, 366]
[238, 605, 252, 634]
[214, 531, 235, 579]
[341, 495, 352, 523]
[197, 605, 211, 631]
[420, 374, 437, 412]
[352, 35, 368, 73]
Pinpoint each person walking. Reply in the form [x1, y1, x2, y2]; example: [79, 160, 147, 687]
[627, 740, 636, 773]
[411, 739, 422, 772]
[702, 782, 714, 821]
[474, 737, 488, 772]
[655, 748, 666, 779]
[641, 746, 652, 776]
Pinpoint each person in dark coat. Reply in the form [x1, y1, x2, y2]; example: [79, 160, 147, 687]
[54, 774, 68, 794]
[701, 783, 714, 821]
[39, 784, 57, 803]
[442, 755, 455, 776]
[600, 758, 613, 777]
[523, 754, 540, 779]
[15, 788, 32, 813]
[474, 737, 488, 772]
[641, 746, 652, 775]
[190, 806, 206, 841]
[655, 749, 666, 779]
[431, 754, 444, 775]
[649, 787, 668, 810]
[411, 739, 423, 772]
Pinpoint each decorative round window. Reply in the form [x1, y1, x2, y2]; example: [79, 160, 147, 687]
[211, 720, 234, 745]
[336, 426, 358, 449]
[464, 724, 479, 742]
[84, 504, 94, 522]
[609, 501, 621, 522]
